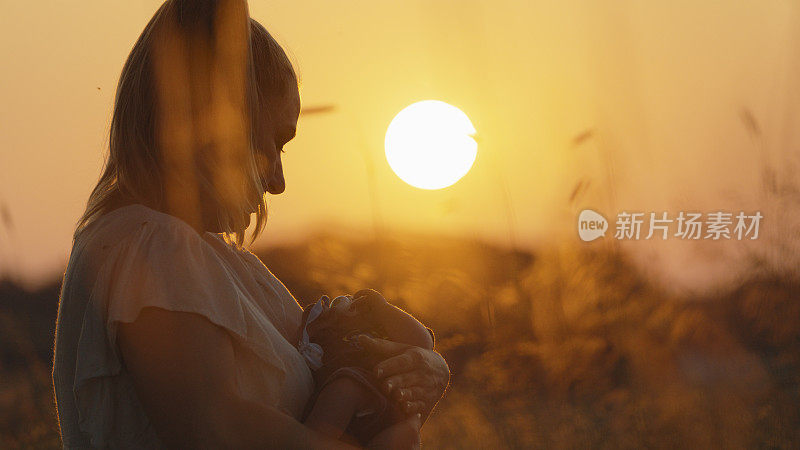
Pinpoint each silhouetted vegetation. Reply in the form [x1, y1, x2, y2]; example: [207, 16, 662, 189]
[1, 231, 799, 448]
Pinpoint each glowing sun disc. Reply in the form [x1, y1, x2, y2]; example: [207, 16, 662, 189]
[385, 100, 477, 190]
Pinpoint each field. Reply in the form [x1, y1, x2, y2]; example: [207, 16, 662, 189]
[1, 230, 798, 448]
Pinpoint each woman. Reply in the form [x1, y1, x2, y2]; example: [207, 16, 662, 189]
[51, 1, 450, 448]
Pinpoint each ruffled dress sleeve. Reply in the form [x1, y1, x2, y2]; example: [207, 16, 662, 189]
[71, 216, 290, 447]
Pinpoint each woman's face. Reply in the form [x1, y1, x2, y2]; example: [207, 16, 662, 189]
[256, 86, 300, 196]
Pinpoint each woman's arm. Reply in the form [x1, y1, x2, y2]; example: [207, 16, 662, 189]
[118, 307, 359, 449]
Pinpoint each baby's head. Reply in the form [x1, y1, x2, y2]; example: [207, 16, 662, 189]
[331, 290, 433, 350]
[301, 289, 433, 365]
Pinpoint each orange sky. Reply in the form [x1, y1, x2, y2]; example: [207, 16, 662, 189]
[1, 1, 799, 289]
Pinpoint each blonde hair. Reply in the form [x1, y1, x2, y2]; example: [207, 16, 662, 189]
[75, 0, 297, 248]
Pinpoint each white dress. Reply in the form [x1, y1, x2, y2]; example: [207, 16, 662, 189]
[52, 204, 315, 449]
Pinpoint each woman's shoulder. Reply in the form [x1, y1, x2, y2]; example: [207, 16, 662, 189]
[70, 204, 247, 328]
[77, 203, 207, 253]
[84, 202, 197, 235]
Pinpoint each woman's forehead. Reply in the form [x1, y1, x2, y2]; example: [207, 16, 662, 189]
[274, 87, 300, 125]
[288, 88, 301, 120]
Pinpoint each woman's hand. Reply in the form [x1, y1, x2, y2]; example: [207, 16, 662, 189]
[357, 334, 450, 421]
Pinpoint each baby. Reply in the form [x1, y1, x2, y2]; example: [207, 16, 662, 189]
[297, 289, 434, 446]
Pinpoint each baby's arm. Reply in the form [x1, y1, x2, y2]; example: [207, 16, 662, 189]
[304, 376, 371, 439]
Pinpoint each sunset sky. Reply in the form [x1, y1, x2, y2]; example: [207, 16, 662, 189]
[1, 1, 799, 287]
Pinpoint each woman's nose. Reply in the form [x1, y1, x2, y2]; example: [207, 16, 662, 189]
[266, 172, 285, 194]
[264, 157, 285, 194]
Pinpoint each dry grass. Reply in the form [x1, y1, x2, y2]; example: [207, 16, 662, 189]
[1, 230, 798, 448]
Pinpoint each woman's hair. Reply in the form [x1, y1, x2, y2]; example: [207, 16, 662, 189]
[75, 0, 297, 248]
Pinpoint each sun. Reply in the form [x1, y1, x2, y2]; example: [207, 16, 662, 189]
[384, 100, 477, 190]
